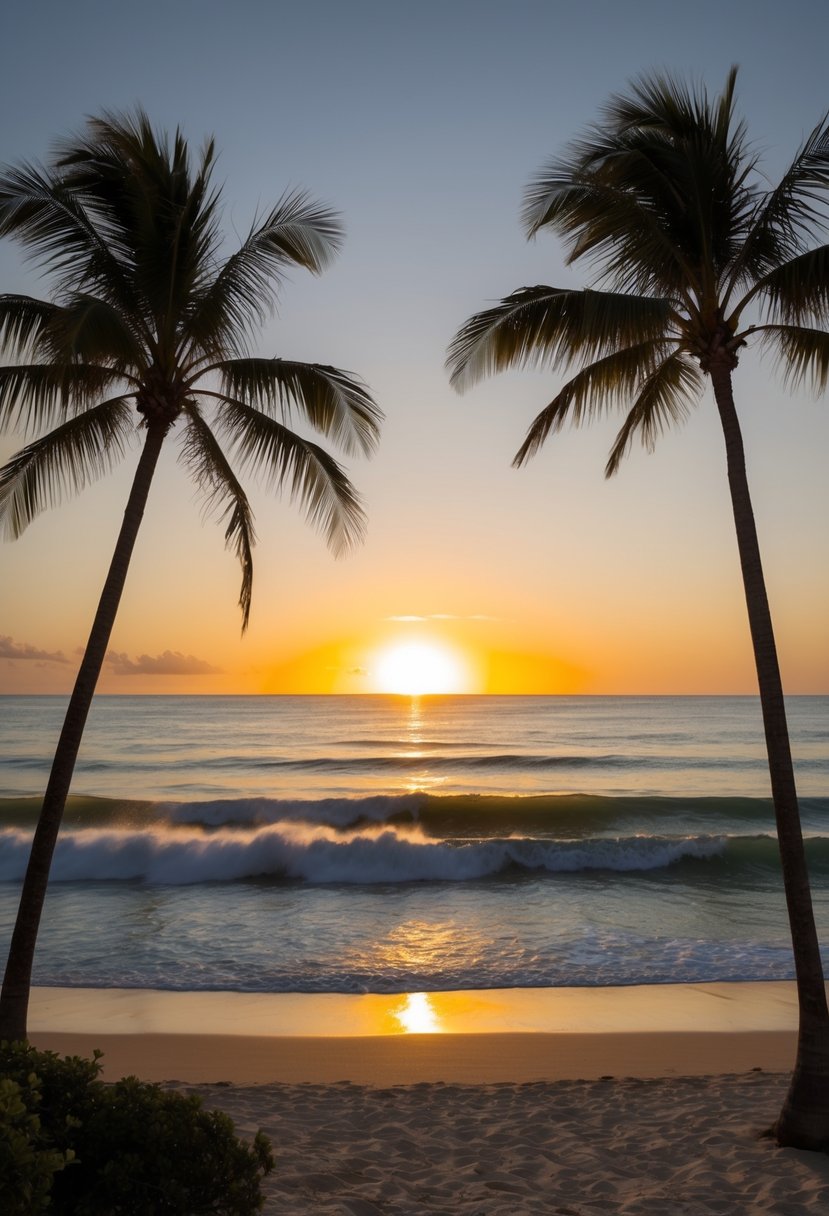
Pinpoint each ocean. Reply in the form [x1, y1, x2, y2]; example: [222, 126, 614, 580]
[1, 694, 828, 994]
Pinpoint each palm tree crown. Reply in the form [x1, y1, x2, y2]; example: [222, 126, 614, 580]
[448, 67, 829, 472]
[0, 110, 382, 626]
[0, 111, 381, 1043]
[448, 69, 829, 1150]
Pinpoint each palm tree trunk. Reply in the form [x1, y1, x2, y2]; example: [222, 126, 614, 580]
[710, 361, 829, 1149]
[0, 421, 168, 1043]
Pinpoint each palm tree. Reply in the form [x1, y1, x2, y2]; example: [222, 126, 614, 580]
[0, 111, 382, 1042]
[447, 69, 829, 1149]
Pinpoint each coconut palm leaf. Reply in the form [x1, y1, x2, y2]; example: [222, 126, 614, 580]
[756, 323, 829, 392]
[524, 71, 751, 299]
[0, 363, 124, 432]
[447, 286, 675, 391]
[604, 352, 703, 475]
[525, 174, 702, 301]
[728, 117, 829, 294]
[56, 111, 224, 329]
[512, 339, 677, 466]
[178, 405, 256, 629]
[0, 295, 59, 354]
[208, 358, 382, 457]
[0, 396, 135, 537]
[602, 65, 742, 143]
[749, 245, 829, 324]
[38, 294, 146, 372]
[0, 161, 139, 315]
[213, 394, 366, 554]
[183, 191, 344, 354]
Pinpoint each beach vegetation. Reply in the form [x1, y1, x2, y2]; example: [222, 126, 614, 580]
[0, 111, 382, 1041]
[447, 68, 829, 1150]
[0, 1041, 274, 1213]
[0, 1074, 73, 1214]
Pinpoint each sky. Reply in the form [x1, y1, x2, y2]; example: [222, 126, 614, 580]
[1, 0, 828, 696]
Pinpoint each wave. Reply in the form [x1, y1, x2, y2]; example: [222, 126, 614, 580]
[4, 791, 828, 834]
[2, 816, 826, 886]
[14, 750, 827, 778]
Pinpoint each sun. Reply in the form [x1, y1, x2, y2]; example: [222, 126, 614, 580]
[374, 641, 467, 695]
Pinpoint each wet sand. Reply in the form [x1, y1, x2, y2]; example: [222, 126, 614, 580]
[28, 982, 829, 1214]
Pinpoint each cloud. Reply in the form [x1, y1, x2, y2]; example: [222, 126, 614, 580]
[106, 650, 222, 676]
[0, 636, 69, 663]
[385, 613, 499, 623]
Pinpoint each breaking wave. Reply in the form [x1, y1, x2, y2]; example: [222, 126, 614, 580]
[1, 818, 824, 885]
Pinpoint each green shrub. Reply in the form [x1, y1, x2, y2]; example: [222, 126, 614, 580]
[0, 1042, 273, 1215]
[0, 1074, 73, 1215]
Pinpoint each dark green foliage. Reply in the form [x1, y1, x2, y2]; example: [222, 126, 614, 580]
[0, 1043, 273, 1214]
[0, 1074, 72, 1214]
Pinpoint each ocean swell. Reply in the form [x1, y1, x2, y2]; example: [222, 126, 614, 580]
[0, 821, 732, 885]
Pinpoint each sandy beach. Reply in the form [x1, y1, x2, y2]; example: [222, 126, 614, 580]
[28, 982, 829, 1213]
[176, 1074, 827, 1215]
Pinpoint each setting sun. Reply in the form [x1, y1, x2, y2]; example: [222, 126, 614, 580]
[374, 641, 468, 695]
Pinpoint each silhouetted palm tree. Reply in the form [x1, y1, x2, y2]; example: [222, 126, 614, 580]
[447, 69, 829, 1149]
[0, 111, 382, 1041]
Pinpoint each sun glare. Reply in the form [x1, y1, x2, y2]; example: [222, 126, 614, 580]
[374, 641, 467, 695]
[393, 992, 441, 1033]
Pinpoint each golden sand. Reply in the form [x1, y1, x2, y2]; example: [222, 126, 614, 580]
[28, 983, 829, 1214]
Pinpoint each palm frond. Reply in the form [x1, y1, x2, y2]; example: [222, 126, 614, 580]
[179, 405, 256, 630]
[37, 294, 145, 371]
[0, 161, 140, 317]
[207, 359, 382, 457]
[748, 245, 829, 325]
[0, 295, 59, 356]
[602, 67, 744, 146]
[523, 69, 755, 299]
[512, 339, 674, 466]
[755, 323, 829, 394]
[0, 396, 135, 537]
[447, 286, 674, 392]
[57, 109, 224, 333]
[0, 363, 126, 433]
[1, 109, 373, 633]
[183, 190, 343, 355]
[728, 115, 829, 294]
[523, 174, 701, 300]
[253, 188, 344, 272]
[605, 352, 703, 476]
[212, 395, 366, 554]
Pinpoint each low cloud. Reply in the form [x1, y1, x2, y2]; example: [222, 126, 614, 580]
[106, 650, 222, 676]
[0, 636, 68, 663]
[385, 613, 499, 623]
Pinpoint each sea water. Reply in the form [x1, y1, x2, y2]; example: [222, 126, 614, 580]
[0, 694, 827, 993]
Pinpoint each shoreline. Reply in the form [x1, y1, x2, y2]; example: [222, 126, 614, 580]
[29, 983, 829, 1213]
[29, 980, 806, 1084]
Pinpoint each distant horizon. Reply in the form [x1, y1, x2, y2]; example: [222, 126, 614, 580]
[3, 690, 827, 699]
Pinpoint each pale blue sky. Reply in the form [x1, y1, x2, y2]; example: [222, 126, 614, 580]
[1, 0, 828, 693]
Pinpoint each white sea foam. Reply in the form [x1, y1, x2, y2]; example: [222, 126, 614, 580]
[0, 823, 728, 885]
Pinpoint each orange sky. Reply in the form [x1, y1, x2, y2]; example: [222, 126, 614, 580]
[1, 6, 828, 697]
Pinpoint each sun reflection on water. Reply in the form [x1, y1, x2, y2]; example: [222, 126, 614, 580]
[398, 697, 448, 793]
